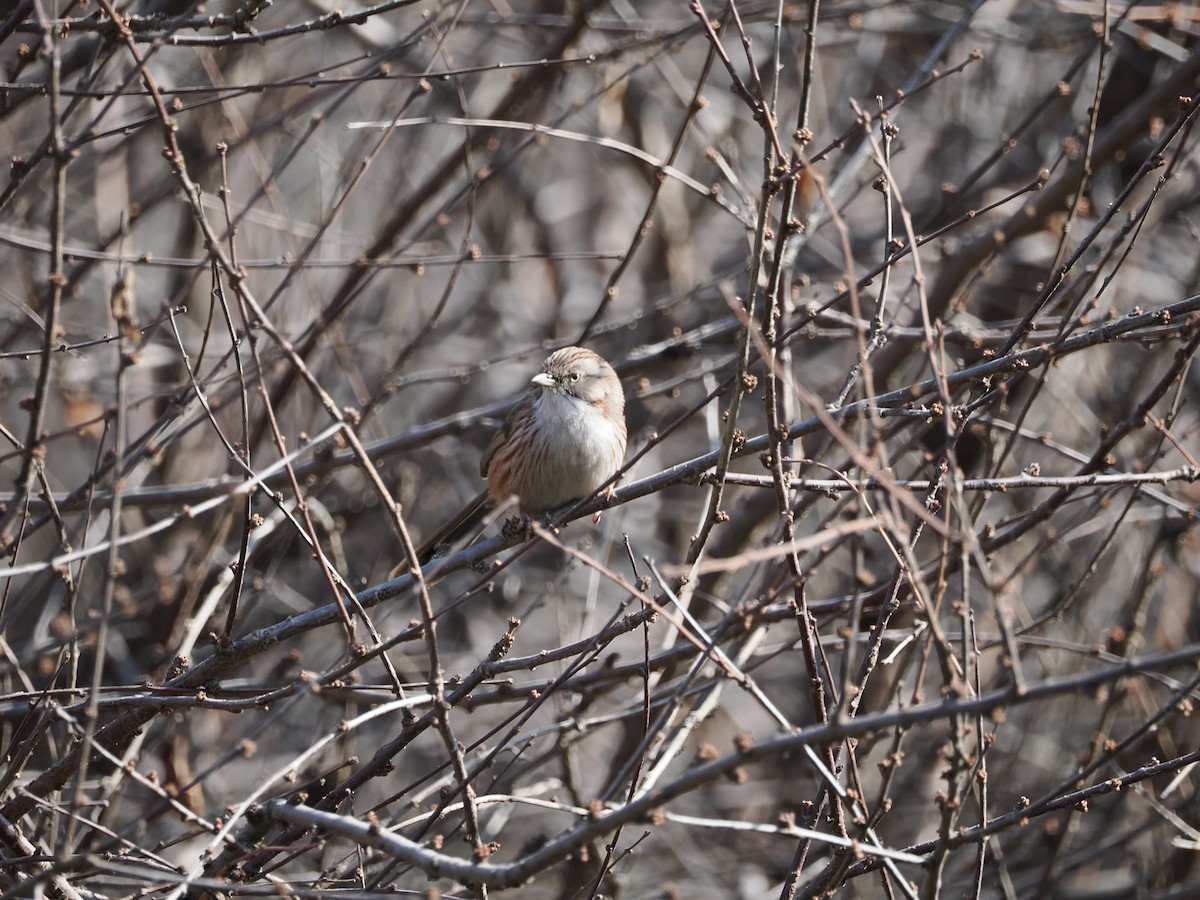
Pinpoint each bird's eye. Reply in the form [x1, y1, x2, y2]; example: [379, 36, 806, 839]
[570, 372, 581, 382]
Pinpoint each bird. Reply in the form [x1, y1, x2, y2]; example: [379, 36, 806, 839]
[394, 346, 626, 576]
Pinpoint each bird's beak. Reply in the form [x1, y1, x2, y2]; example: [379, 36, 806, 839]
[531, 372, 556, 389]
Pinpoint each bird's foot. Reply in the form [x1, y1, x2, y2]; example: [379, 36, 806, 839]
[594, 483, 618, 523]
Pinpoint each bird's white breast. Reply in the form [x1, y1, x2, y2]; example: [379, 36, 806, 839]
[525, 389, 621, 509]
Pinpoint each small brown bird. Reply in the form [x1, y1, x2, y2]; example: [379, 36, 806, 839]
[397, 346, 626, 574]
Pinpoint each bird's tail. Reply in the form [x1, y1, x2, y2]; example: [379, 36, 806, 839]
[389, 490, 492, 578]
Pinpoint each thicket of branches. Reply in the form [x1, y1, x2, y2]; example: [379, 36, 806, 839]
[1, 1, 1199, 898]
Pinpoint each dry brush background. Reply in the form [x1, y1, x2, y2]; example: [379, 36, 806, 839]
[1, 1, 1200, 898]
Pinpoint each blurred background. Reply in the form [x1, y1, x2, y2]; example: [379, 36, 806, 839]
[1, 1, 1199, 897]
